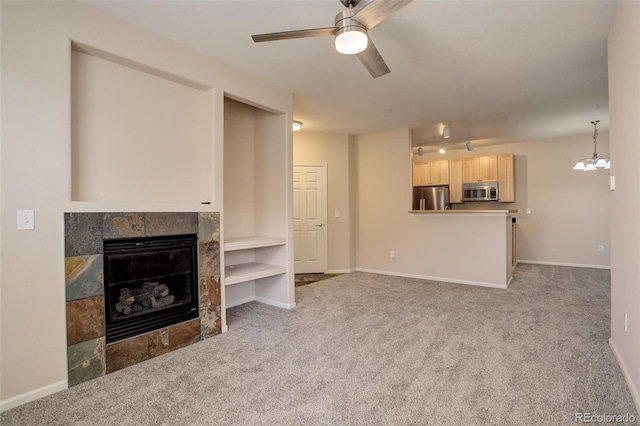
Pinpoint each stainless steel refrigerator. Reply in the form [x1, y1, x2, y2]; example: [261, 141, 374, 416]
[413, 185, 450, 210]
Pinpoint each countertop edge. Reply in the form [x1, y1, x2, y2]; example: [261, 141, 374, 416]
[408, 209, 518, 215]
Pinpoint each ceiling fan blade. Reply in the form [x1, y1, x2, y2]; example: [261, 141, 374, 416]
[353, 0, 413, 30]
[252, 27, 336, 43]
[357, 39, 390, 78]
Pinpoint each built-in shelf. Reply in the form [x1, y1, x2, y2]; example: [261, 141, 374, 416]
[224, 262, 287, 286]
[224, 236, 286, 252]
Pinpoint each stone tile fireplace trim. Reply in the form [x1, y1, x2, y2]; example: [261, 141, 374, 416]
[64, 212, 221, 387]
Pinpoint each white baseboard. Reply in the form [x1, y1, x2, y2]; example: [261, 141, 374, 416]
[255, 296, 296, 309]
[326, 269, 355, 274]
[226, 295, 296, 310]
[609, 338, 640, 414]
[355, 268, 509, 289]
[225, 296, 256, 308]
[517, 259, 611, 270]
[0, 380, 67, 413]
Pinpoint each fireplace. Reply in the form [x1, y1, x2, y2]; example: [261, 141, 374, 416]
[103, 234, 199, 343]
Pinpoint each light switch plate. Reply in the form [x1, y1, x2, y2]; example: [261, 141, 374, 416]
[17, 210, 35, 230]
[609, 176, 616, 191]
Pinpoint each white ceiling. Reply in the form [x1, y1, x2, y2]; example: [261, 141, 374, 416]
[89, 0, 616, 152]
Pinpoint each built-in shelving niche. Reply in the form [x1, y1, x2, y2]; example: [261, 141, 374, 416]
[70, 42, 214, 204]
[222, 97, 294, 325]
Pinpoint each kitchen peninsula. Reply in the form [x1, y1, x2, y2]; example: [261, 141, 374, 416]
[401, 209, 517, 288]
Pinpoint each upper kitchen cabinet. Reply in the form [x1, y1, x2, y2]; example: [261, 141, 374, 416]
[449, 159, 463, 203]
[413, 160, 449, 186]
[498, 154, 515, 202]
[462, 155, 498, 183]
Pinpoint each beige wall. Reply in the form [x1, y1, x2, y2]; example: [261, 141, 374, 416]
[608, 0, 640, 409]
[1, 1, 292, 406]
[71, 50, 214, 204]
[417, 134, 611, 267]
[293, 132, 355, 272]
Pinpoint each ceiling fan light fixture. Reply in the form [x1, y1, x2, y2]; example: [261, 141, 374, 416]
[335, 26, 368, 55]
[334, 10, 368, 55]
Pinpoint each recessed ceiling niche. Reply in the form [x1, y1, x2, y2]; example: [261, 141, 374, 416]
[70, 43, 213, 204]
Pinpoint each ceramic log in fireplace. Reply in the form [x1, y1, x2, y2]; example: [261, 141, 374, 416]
[103, 234, 199, 343]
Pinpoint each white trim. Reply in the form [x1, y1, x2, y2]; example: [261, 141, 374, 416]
[225, 295, 296, 310]
[355, 268, 510, 289]
[225, 296, 256, 308]
[609, 338, 640, 414]
[255, 296, 296, 309]
[326, 269, 355, 274]
[517, 259, 611, 270]
[0, 380, 67, 412]
[221, 325, 229, 333]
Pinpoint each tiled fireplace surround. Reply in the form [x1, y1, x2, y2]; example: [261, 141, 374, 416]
[64, 212, 221, 387]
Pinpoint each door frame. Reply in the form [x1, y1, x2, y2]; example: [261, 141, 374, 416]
[293, 163, 328, 274]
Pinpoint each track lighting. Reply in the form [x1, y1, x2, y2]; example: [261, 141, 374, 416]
[442, 122, 451, 139]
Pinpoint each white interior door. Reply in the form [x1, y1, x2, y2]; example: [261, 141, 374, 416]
[293, 165, 327, 273]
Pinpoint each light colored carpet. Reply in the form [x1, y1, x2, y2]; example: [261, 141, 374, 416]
[2, 264, 638, 425]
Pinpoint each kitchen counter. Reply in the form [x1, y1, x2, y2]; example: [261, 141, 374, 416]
[409, 209, 518, 214]
[385, 211, 516, 288]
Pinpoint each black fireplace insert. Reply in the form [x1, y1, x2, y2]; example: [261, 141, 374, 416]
[103, 234, 199, 343]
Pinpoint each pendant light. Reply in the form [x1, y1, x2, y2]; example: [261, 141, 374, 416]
[572, 120, 610, 171]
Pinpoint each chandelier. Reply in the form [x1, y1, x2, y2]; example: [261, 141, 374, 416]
[573, 120, 610, 171]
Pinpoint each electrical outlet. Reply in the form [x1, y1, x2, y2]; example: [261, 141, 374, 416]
[390, 251, 396, 259]
[597, 245, 604, 252]
[526, 208, 531, 215]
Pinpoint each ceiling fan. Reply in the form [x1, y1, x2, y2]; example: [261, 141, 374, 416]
[251, 0, 412, 78]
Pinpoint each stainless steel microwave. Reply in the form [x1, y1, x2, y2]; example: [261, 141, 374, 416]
[462, 181, 499, 201]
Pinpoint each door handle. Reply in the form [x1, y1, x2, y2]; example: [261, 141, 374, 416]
[315, 223, 325, 228]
